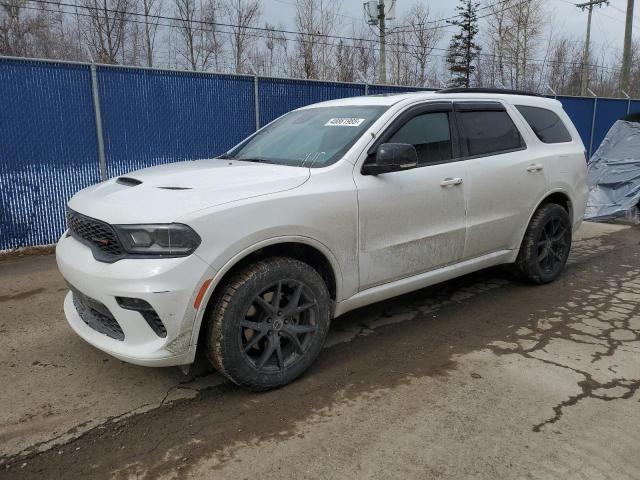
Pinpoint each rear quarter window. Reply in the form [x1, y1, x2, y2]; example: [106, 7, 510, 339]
[515, 105, 572, 144]
[457, 109, 524, 157]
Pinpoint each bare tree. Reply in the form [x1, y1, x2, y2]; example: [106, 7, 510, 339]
[352, 25, 376, 83]
[335, 39, 355, 82]
[387, 25, 411, 85]
[512, 0, 545, 89]
[1, 0, 36, 56]
[0, 0, 85, 59]
[125, 18, 144, 65]
[404, 3, 443, 86]
[174, 0, 198, 69]
[292, 0, 317, 78]
[542, 36, 582, 95]
[291, 0, 341, 80]
[315, 0, 340, 80]
[223, 0, 260, 74]
[140, 0, 163, 67]
[202, 0, 224, 71]
[174, 0, 221, 70]
[80, 0, 132, 64]
[263, 22, 287, 76]
[628, 40, 640, 97]
[483, 0, 511, 87]
[481, 0, 546, 90]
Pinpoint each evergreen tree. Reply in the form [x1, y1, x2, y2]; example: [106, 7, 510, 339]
[446, 0, 481, 87]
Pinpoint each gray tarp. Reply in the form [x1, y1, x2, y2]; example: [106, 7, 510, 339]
[585, 118, 640, 223]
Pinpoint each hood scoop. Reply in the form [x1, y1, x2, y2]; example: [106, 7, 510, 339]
[116, 177, 142, 187]
[157, 186, 193, 190]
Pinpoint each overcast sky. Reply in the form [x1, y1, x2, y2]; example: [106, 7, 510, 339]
[264, 0, 638, 62]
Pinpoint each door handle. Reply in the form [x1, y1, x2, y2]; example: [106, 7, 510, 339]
[526, 163, 544, 172]
[440, 177, 463, 187]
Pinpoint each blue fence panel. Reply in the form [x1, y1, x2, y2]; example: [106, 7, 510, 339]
[258, 78, 364, 126]
[0, 59, 98, 250]
[629, 100, 640, 115]
[592, 98, 629, 152]
[556, 96, 595, 151]
[3, 57, 640, 250]
[97, 67, 256, 177]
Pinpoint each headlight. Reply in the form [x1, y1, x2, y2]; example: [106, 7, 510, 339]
[114, 224, 201, 256]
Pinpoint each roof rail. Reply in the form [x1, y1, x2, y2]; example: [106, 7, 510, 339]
[435, 87, 543, 97]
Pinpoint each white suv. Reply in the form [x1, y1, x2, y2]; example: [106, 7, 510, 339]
[56, 89, 588, 390]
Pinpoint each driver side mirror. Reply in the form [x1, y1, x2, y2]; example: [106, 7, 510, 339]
[362, 143, 418, 175]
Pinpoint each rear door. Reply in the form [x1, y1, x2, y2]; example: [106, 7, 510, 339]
[455, 101, 548, 259]
[354, 102, 467, 290]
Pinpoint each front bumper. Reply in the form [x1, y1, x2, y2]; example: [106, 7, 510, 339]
[56, 232, 215, 366]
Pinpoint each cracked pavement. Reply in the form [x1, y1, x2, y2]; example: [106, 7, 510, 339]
[1, 221, 639, 479]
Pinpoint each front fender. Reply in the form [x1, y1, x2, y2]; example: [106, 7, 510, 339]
[189, 235, 344, 349]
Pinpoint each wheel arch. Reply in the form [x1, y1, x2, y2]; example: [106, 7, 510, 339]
[538, 191, 573, 224]
[516, 189, 573, 252]
[190, 236, 343, 349]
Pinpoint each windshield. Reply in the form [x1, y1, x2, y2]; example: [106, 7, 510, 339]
[224, 106, 388, 167]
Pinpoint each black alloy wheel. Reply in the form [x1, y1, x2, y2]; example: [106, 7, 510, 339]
[205, 257, 331, 391]
[514, 203, 572, 284]
[240, 280, 319, 373]
[536, 216, 570, 274]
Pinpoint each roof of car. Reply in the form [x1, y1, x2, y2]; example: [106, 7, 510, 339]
[303, 90, 561, 109]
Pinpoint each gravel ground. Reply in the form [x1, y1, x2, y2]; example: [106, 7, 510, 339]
[1, 221, 639, 479]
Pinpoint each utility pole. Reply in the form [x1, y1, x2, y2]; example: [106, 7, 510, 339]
[577, 0, 609, 96]
[620, 0, 634, 93]
[378, 0, 386, 84]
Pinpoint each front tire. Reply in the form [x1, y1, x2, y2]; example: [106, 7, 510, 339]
[205, 257, 331, 391]
[514, 203, 572, 284]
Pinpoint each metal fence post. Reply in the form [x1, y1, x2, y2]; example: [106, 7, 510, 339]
[254, 74, 260, 130]
[90, 64, 107, 181]
[622, 90, 631, 115]
[587, 89, 598, 158]
[356, 72, 368, 96]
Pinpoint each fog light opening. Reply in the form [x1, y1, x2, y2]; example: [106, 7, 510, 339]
[116, 296, 167, 338]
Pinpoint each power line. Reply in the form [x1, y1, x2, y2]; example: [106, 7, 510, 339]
[387, 0, 528, 34]
[20, 0, 388, 46]
[3, 0, 624, 75]
[271, 0, 366, 25]
[0, 0, 519, 55]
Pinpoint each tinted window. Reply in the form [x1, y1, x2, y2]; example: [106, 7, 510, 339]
[515, 105, 572, 143]
[458, 110, 524, 156]
[387, 112, 452, 165]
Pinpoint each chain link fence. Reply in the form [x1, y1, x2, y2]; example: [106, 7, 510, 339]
[1, 56, 639, 250]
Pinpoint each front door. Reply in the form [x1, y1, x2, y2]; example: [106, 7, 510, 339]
[354, 103, 467, 290]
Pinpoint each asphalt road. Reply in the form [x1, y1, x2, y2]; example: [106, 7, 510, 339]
[1, 221, 639, 479]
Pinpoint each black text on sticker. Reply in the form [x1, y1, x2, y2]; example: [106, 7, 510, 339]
[325, 118, 366, 127]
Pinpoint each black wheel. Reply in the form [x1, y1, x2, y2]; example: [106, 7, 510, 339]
[514, 203, 572, 284]
[205, 257, 331, 391]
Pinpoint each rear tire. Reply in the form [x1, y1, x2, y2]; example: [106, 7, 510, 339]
[205, 257, 331, 391]
[514, 203, 572, 284]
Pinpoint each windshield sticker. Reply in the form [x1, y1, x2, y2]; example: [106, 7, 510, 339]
[324, 117, 366, 127]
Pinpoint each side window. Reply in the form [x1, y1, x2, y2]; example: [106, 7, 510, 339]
[387, 112, 452, 165]
[457, 109, 524, 157]
[515, 105, 572, 143]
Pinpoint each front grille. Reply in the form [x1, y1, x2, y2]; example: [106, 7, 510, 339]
[70, 285, 125, 341]
[67, 209, 124, 260]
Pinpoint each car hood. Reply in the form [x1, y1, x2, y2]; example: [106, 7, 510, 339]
[68, 159, 310, 224]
